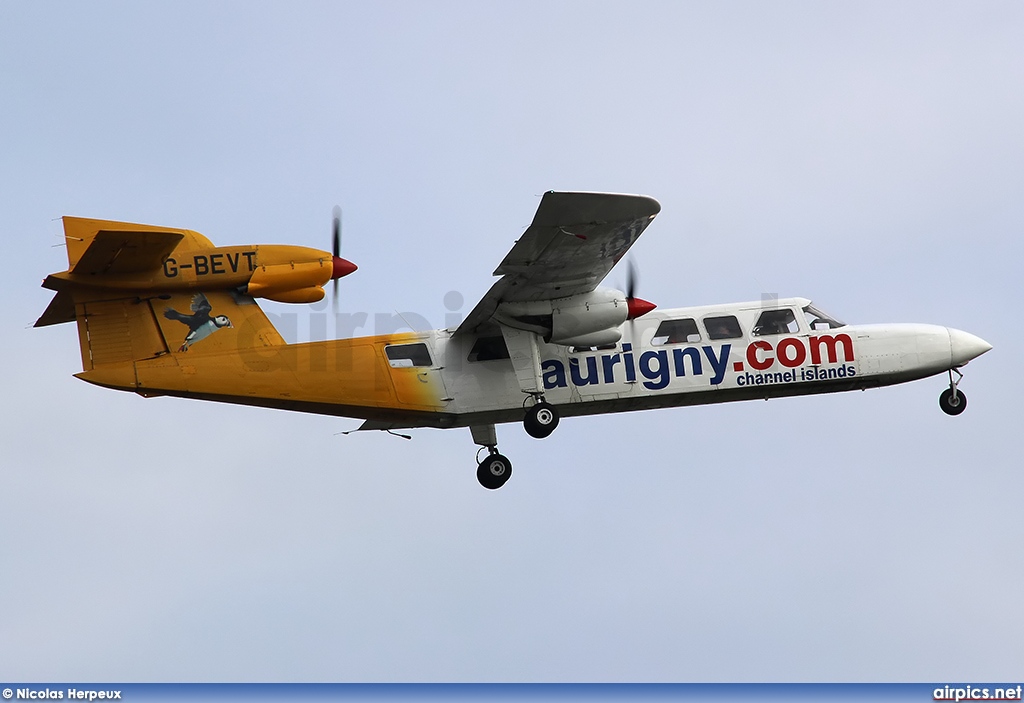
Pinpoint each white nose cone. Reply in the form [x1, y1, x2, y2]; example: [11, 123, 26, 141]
[947, 328, 992, 366]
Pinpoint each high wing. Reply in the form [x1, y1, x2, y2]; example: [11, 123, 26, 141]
[454, 191, 661, 336]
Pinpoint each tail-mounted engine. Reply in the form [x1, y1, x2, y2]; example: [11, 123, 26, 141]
[38, 216, 357, 325]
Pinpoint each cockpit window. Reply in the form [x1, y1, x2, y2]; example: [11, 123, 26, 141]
[802, 304, 845, 330]
[703, 315, 743, 340]
[385, 343, 432, 368]
[753, 309, 800, 336]
[652, 318, 701, 345]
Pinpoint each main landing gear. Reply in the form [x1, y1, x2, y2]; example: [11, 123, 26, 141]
[477, 449, 513, 490]
[523, 395, 560, 439]
[470, 424, 512, 490]
[939, 368, 968, 416]
[469, 398, 561, 490]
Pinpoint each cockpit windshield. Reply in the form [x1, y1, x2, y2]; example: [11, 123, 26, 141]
[802, 304, 845, 330]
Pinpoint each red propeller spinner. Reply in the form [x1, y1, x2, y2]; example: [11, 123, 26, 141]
[624, 260, 656, 320]
[332, 255, 357, 279]
[626, 296, 656, 319]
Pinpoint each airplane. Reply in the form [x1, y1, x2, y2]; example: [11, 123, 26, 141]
[36, 191, 992, 489]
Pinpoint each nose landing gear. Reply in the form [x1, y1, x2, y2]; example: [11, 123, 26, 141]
[939, 368, 968, 416]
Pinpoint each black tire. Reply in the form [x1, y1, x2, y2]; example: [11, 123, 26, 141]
[477, 453, 513, 490]
[939, 388, 968, 416]
[524, 401, 560, 439]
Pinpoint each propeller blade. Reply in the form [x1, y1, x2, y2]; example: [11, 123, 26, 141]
[623, 258, 655, 332]
[332, 206, 341, 259]
[625, 258, 638, 345]
[333, 207, 340, 306]
[328, 206, 357, 307]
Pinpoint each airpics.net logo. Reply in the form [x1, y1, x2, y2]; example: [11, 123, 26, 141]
[284, 290, 468, 342]
[934, 685, 1023, 701]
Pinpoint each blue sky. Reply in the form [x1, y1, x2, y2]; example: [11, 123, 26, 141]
[1, 1, 1022, 682]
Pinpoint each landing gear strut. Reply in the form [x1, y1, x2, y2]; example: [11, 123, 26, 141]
[523, 396, 559, 439]
[939, 368, 968, 416]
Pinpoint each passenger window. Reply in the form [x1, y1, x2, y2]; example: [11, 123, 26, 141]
[652, 318, 701, 345]
[753, 309, 799, 336]
[468, 336, 510, 362]
[703, 315, 743, 340]
[385, 343, 432, 368]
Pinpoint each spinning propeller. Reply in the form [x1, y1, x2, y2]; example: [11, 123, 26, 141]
[330, 205, 358, 305]
[624, 259, 656, 320]
[622, 259, 656, 343]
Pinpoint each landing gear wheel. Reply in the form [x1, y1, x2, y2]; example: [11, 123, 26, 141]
[524, 401, 559, 439]
[477, 453, 513, 490]
[939, 387, 967, 416]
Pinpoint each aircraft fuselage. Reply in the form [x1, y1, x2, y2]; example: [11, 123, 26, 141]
[77, 296, 989, 434]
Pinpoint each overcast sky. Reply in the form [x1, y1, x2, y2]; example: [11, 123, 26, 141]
[2, 1, 1022, 683]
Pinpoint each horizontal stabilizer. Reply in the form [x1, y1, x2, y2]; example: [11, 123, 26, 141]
[72, 230, 184, 275]
[61, 216, 214, 272]
[34, 289, 75, 327]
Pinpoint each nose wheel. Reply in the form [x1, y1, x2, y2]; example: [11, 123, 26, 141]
[939, 368, 968, 416]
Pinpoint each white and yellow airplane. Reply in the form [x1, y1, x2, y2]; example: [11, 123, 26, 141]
[37, 192, 992, 489]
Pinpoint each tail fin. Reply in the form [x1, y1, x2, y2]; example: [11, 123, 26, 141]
[72, 289, 284, 366]
[51, 288, 285, 391]
[35, 216, 215, 328]
[37, 218, 286, 389]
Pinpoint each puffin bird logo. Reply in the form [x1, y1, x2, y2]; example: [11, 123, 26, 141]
[163, 293, 233, 351]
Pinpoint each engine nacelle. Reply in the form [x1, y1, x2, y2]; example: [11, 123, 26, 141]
[37, 218, 360, 332]
[246, 260, 332, 301]
[554, 328, 623, 348]
[260, 286, 326, 304]
[550, 288, 628, 344]
[495, 288, 628, 345]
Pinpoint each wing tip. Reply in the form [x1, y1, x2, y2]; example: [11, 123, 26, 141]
[535, 191, 661, 225]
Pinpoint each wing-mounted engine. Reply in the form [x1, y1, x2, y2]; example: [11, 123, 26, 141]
[494, 287, 641, 347]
